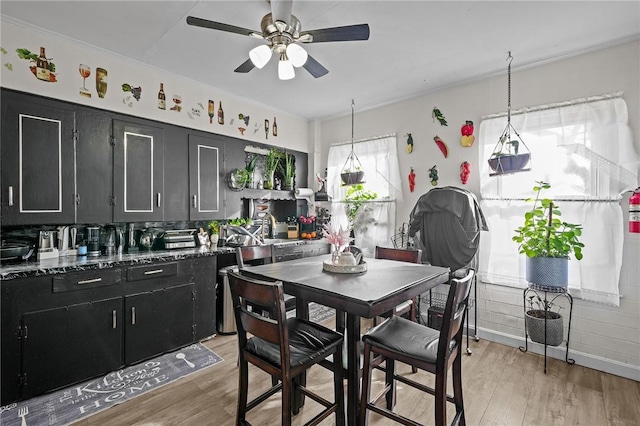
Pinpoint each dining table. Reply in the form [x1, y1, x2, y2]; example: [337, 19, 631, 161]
[242, 253, 450, 424]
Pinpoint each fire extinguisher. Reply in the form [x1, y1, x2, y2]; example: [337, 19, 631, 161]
[630, 188, 640, 233]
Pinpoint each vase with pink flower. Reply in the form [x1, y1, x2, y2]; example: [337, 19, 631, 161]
[322, 223, 353, 264]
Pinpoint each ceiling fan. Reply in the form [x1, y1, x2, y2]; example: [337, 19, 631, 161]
[186, 0, 370, 80]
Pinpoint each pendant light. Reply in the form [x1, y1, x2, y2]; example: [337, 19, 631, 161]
[488, 52, 531, 176]
[340, 99, 365, 186]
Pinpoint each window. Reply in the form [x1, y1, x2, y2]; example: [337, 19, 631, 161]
[326, 135, 402, 256]
[478, 93, 639, 305]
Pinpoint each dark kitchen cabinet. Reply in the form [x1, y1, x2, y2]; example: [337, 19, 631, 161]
[75, 106, 114, 223]
[188, 133, 225, 220]
[20, 298, 123, 400]
[112, 119, 164, 222]
[1, 255, 216, 405]
[124, 283, 195, 365]
[0, 90, 76, 225]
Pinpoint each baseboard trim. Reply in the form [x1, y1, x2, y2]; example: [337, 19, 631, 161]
[474, 326, 640, 381]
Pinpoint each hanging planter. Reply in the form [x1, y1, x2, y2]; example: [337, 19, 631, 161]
[488, 52, 532, 177]
[341, 99, 366, 186]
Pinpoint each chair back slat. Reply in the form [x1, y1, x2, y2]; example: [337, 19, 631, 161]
[375, 246, 422, 264]
[236, 245, 275, 268]
[438, 269, 475, 359]
[228, 270, 287, 346]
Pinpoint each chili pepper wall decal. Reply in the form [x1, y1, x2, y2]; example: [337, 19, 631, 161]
[408, 167, 416, 192]
[461, 120, 475, 147]
[460, 161, 471, 184]
[432, 107, 448, 126]
[428, 165, 439, 186]
[406, 133, 414, 153]
[433, 135, 448, 158]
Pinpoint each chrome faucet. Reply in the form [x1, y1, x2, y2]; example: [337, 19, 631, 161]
[260, 213, 276, 242]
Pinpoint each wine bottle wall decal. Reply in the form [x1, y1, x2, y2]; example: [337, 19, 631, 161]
[96, 67, 107, 98]
[157, 83, 166, 110]
[16, 46, 57, 82]
[272, 117, 277, 137]
[264, 119, 269, 139]
[208, 100, 214, 124]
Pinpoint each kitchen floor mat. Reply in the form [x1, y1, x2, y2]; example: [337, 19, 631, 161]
[0, 343, 223, 426]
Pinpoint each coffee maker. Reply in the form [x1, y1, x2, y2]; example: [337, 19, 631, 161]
[87, 226, 101, 257]
[37, 230, 59, 261]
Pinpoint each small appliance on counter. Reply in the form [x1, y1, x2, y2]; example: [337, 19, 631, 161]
[126, 223, 139, 253]
[37, 230, 59, 261]
[159, 229, 197, 250]
[104, 226, 116, 255]
[86, 226, 101, 257]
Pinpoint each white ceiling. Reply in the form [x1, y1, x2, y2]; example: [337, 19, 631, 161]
[1, 1, 639, 120]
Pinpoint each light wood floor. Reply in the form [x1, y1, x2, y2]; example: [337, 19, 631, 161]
[74, 317, 640, 426]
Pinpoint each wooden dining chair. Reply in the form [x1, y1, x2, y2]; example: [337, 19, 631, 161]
[373, 246, 423, 374]
[359, 268, 475, 426]
[235, 245, 296, 314]
[227, 270, 345, 426]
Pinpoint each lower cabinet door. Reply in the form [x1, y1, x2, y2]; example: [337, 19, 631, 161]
[21, 298, 123, 400]
[124, 283, 195, 365]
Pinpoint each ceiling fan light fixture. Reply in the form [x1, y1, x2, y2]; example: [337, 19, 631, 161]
[249, 44, 272, 69]
[278, 53, 295, 80]
[286, 43, 308, 67]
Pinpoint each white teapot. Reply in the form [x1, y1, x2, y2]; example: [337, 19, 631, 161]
[337, 251, 357, 266]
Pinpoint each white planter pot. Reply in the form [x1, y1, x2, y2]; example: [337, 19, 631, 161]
[526, 256, 568, 289]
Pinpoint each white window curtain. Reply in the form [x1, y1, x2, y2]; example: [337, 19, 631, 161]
[478, 93, 639, 305]
[326, 135, 402, 257]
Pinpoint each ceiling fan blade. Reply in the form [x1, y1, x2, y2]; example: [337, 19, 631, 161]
[186, 16, 257, 37]
[300, 23, 370, 43]
[234, 58, 256, 73]
[271, 0, 293, 24]
[303, 54, 329, 78]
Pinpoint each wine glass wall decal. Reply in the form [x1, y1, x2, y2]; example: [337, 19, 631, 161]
[78, 64, 91, 98]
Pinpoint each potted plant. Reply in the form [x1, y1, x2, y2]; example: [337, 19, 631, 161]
[208, 220, 220, 246]
[340, 167, 365, 186]
[512, 181, 584, 288]
[525, 294, 564, 346]
[488, 136, 530, 175]
[263, 148, 280, 190]
[280, 151, 295, 190]
[244, 154, 258, 188]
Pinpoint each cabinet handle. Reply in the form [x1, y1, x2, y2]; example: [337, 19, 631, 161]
[131, 307, 136, 325]
[112, 310, 117, 329]
[143, 269, 163, 275]
[8, 186, 13, 206]
[77, 278, 102, 285]
[157, 192, 161, 207]
[192, 195, 197, 207]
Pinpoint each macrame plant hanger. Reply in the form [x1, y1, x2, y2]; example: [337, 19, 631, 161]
[488, 52, 531, 176]
[340, 99, 365, 185]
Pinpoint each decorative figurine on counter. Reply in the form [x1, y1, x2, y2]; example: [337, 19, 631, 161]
[408, 167, 416, 192]
[434, 135, 449, 158]
[461, 120, 475, 147]
[428, 165, 439, 186]
[406, 133, 414, 153]
[432, 106, 448, 126]
[460, 161, 471, 184]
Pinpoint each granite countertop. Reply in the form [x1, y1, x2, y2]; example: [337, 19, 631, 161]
[0, 239, 327, 280]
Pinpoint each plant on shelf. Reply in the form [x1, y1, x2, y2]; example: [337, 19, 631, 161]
[525, 294, 564, 346]
[244, 154, 258, 188]
[263, 147, 280, 190]
[280, 151, 296, 190]
[207, 220, 220, 246]
[512, 181, 584, 288]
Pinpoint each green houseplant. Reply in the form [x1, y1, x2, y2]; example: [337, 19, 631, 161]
[512, 181, 584, 288]
[280, 152, 295, 190]
[207, 220, 220, 246]
[525, 294, 564, 346]
[263, 148, 280, 190]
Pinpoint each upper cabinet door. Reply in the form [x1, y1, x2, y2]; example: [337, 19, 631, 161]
[113, 120, 164, 222]
[0, 91, 76, 225]
[188, 134, 224, 220]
